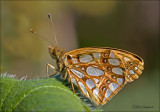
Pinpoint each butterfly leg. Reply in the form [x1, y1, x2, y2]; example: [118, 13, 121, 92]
[46, 63, 57, 78]
[70, 77, 76, 93]
[63, 71, 68, 80]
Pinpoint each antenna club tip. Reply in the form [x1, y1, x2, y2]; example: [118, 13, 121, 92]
[48, 13, 51, 17]
[30, 29, 35, 33]
[48, 13, 52, 20]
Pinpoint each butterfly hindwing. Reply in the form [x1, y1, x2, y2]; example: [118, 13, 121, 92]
[63, 47, 144, 105]
[112, 48, 144, 83]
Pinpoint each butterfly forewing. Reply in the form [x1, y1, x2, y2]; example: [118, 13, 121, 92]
[63, 47, 144, 105]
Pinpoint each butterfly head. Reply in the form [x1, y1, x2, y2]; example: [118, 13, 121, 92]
[48, 46, 65, 72]
[48, 46, 64, 60]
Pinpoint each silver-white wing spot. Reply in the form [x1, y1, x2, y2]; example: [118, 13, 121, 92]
[93, 53, 100, 59]
[79, 54, 93, 63]
[112, 67, 123, 75]
[108, 59, 120, 66]
[134, 67, 138, 71]
[72, 78, 78, 86]
[109, 51, 115, 58]
[86, 79, 95, 89]
[72, 57, 78, 64]
[124, 57, 130, 62]
[65, 57, 69, 66]
[75, 65, 79, 68]
[93, 88, 99, 100]
[93, 78, 99, 83]
[82, 67, 85, 71]
[109, 83, 119, 91]
[129, 70, 135, 75]
[103, 97, 106, 102]
[70, 69, 84, 78]
[86, 66, 104, 76]
[117, 78, 124, 85]
[78, 81, 89, 96]
[105, 89, 112, 98]
[91, 61, 96, 64]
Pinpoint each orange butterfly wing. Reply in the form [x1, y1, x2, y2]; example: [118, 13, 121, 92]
[63, 47, 144, 105]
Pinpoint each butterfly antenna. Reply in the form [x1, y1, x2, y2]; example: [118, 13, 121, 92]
[30, 29, 54, 46]
[48, 13, 58, 46]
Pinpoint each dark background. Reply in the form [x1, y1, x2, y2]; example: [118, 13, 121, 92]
[1, 1, 159, 111]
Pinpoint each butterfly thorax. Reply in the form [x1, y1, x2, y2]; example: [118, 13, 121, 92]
[48, 46, 65, 72]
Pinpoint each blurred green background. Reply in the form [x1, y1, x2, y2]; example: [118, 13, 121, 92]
[1, 1, 159, 111]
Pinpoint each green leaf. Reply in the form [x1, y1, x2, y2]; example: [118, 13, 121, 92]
[0, 75, 18, 111]
[0, 75, 90, 112]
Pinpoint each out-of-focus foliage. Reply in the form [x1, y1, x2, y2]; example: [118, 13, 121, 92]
[1, 1, 159, 111]
[72, 1, 117, 16]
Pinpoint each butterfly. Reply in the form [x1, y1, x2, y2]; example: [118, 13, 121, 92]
[47, 46, 144, 105]
[32, 14, 144, 105]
